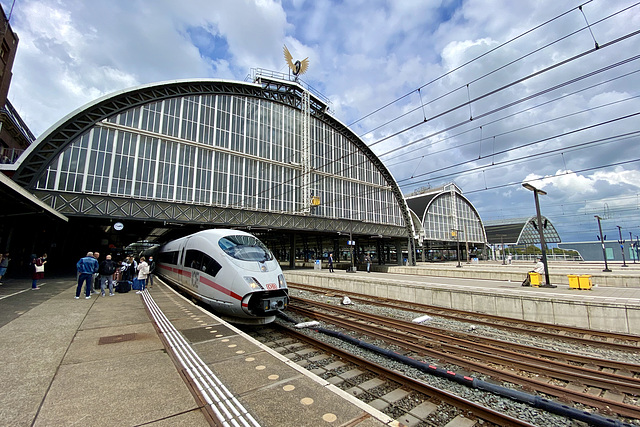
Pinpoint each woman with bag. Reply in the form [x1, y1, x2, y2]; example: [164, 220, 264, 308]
[31, 254, 46, 290]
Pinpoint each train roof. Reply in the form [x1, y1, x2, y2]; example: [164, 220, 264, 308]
[160, 229, 257, 248]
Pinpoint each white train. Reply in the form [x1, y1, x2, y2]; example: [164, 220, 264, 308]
[153, 229, 289, 325]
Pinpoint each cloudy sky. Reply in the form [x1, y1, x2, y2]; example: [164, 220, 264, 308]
[2, 0, 639, 244]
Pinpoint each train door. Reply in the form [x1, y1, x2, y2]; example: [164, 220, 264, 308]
[182, 238, 201, 291]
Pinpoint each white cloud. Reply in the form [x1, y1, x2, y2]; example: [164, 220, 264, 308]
[1, 0, 638, 241]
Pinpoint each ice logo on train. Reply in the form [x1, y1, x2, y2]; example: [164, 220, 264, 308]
[153, 229, 289, 325]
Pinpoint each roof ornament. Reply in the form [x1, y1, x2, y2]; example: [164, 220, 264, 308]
[283, 45, 309, 79]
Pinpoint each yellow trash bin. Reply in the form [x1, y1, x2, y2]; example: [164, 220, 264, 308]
[579, 275, 592, 290]
[529, 272, 541, 287]
[568, 275, 579, 289]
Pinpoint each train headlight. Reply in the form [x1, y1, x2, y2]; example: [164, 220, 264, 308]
[244, 276, 264, 290]
[278, 274, 287, 288]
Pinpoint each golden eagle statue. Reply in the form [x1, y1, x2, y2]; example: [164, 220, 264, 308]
[283, 45, 309, 78]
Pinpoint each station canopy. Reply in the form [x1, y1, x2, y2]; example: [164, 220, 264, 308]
[484, 216, 561, 245]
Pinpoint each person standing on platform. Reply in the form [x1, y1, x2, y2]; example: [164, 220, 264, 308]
[365, 254, 371, 273]
[91, 252, 100, 294]
[328, 253, 334, 273]
[76, 252, 99, 299]
[147, 256, 155, 288]
[135, 256, 150, 294]
[99, 254, 117, 296]
[31, 254, 46, 290]
[0, 252, 9, 284]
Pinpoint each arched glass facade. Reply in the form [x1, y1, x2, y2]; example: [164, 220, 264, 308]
[34, 91, 404, 227]
[423, 192, 485, 243]
[407, 183, 486, 245]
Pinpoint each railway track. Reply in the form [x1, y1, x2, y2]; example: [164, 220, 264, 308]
[246, 322, 535, 427]
[284, 294, 640, 424]
[288, 282, 640, 352]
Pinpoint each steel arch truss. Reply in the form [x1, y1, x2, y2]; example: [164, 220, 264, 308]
[15, 79, 414, 257]
[36, 191, 407, 238]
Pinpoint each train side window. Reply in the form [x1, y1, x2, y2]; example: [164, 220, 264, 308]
[158, 251, 178, 264]
[184, 249, 203, 270]
[201, 254, 222, 277]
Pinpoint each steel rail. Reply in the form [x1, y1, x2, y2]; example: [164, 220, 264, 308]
[289, 283, 640, 351]
[292, 297, 640, 394]
[278, 324, 535, 427]
[289, 304, 640, 420]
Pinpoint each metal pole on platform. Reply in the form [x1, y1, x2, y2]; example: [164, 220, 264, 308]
[594, 215, 611, 272]
[617, 226, 628, 267]
[522, 183, 551, 287]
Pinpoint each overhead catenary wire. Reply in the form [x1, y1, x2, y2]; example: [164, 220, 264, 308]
[397, 112, 640, 185]
[356, 2, 639, 139]
[347, 0, 597, 128]
[217, 3, 640, 227]
[383, 69, 640, 165]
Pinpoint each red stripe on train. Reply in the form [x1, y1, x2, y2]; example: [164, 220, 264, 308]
[159, 263, 242, 302]
[199, 275, 243, 301]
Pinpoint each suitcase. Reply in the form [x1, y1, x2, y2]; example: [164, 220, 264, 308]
[132, 278, 142, 290]
[116, 280, 132, 293]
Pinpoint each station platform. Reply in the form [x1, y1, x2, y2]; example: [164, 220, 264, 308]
[0, 277, 392, 426]
[285, 263, 640, 335]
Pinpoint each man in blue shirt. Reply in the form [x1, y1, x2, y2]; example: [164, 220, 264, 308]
[76, 252, 99, 299]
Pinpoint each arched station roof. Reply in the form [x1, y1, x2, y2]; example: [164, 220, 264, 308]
[406, 183, 486, 244]
[484, 216, 561, 245]
[11, 76, 412, 240]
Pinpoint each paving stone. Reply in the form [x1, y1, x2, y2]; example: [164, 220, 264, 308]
[396, 413, 421, 427]
[444, 415, 476, 427]
[310, 367, 326, 375]
[339, 369, 363, 380]
[327, 376, 344, 386]
[368, 399, 389, 411]
[565, 383, 585, 393]
[308, 354, 330, 362]
[358, 378, 385, 391]
[381, 388, 409, 403]
[603, 390, 624, 402]
[587, 387, 603, 396]
[324, 360, 346, 370]
[409, 401, 438, 418]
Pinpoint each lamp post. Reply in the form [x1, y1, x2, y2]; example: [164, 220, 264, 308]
[594, 215, 611, 272]
[616, 226, 628, 267]
[450, 228, 463, 267]
[522, 183, 552, 287]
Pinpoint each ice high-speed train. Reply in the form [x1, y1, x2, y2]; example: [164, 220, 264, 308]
[152, 229, 289, 325]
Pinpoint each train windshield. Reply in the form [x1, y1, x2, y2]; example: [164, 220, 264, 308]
[218, 235, 274, 262]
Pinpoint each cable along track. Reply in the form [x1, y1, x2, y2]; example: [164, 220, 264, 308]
[288, 283, 640, 352]
[287, 296, 640, 424]
[247, 322, 534, 427]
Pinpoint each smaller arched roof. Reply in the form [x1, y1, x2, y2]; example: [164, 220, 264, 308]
[405, 183, 486, 244]
[484, 216, 561, 245]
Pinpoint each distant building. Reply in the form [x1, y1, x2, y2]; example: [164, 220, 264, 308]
[406, 183, 486, 261]
[0, 4, 33, 164]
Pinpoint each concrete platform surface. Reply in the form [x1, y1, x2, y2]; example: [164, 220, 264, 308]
[0, 277, 393, 427]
